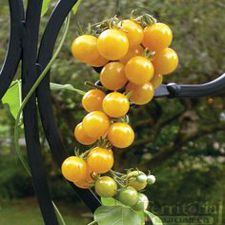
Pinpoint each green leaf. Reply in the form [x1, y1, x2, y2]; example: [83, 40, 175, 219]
[94, 206, 142, 225]
[2, 80, 21, 120]
[41, 0, 51, 17]
[72, 0, 83, 14]
[136, 211, 145, 225]
[50, 82, 85, 95]
[144, 211, 163, 225]
[101, 197, 123, 206]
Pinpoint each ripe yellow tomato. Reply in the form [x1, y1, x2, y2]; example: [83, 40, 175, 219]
[74, 122, 97, 145]
[100, 62, 127, 91]
[71, 35, 100, 63]
[97, 29, 129, 60]
[121, 20, 144, 47]
[103, 92, 130, 118]
[150, 74, 163, 89]
[61, 156, 87, 182]
[120, 45, 143, 64]
[87, 147, 114, 173]
[126, 82, 154, 105]
[88, 55, 108, 67]
[152, 48, 179, 75]
[82, 89, 105, 112]
[142, 23, 173, 52]
[73, 168, 94, 189]
[125, 56, 154, 85]
[107, 122, 134, 148]
[82, 111, 110, 139]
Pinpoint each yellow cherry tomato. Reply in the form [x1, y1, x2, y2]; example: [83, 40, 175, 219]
[120, 45, 144, 64]
[142, 23, 173, 52]
[100, 62, 128, 91]
[71, 35, 100, 63]
[82, 111, 110, 139]
[88, 55, 108, 67]
[74, 122, 97, 145]
[74, 168, 94, 189]
[121, 20, 144, 47]
[125, 56, 154, 85]
[152, 48, 179, 75]
[151, 74, 163, 89]
[126, 82, 154, 105]
[107, 122, 134, 148]
[103, 92, 130, 118]
[97, 29, 129, 60]
[61, 156, 87, 182]
[82, 89, 105, 112]
[87, 147, 114, 174]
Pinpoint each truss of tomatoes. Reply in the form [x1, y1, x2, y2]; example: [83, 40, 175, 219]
[61, 13, 178, 221]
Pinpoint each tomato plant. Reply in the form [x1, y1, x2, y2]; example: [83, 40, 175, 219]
[62, 10, 180, 225]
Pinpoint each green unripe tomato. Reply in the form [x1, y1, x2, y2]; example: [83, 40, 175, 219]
[133, 193, 149, 211]
[95, 176, 117, 197]
[147, 175, 156, 185]
[117, 186, 138, 206]
[127, 171, 147, 191]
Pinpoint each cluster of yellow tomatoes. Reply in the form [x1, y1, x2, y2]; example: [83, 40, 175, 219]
[61, 14, 178, 211]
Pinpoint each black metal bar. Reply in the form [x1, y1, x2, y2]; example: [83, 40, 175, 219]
[36, 0, 101, 213]
[21, 0, 59, 224]
[167, 73, 225, 98]
[154, 73, 225, 98]
[0, 0, 24, 99]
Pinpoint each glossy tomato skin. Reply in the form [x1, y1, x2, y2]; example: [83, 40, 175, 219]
[82, 111, 110, 139]
[151, 74, 163, 89]
[87, 147, 114, 174]
[61, 156, 87, 182]
[152, 48, 179, 75]
[117, 186, 138, 206]
[142, 23, 173, 52]
[120, 45, 143, 64]
[71, 35, 100, 63]
[74, 122, 97, 145]
[95, 176, 117, 197]
[100, 62, 128, 91]
[127, 171, 148, 191]
[88, 55, 108, 67]
[121, 20, 144, 47]
[107, 122, 134, 148]
[125, 56, 154, 85]
[103, 92, 130, 118]
[133, 193, 149, 211]
[126, 82, 154, 105]
[73, 169, 94, 189]
[82, 89, 105, 112]
[97, 29, 129, 60]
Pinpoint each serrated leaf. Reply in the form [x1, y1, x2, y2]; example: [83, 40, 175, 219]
[41, 0, 52, 17]
[2, 80, 21, 120]
[144, 211, 163, 225]
[94, 206, 142, 225]
[72, 0, 83, 14]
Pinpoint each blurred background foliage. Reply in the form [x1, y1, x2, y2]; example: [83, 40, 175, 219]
[0, 0, 225, 224]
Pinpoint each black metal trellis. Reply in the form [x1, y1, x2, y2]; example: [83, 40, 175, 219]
[0, 0, 224, 224]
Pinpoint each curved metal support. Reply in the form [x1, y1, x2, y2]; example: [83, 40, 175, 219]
[154, 73, 225, 98]
[21, 0, 59, 224]
[0, 0, 24, 99]
[36, 0, 101, 213]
